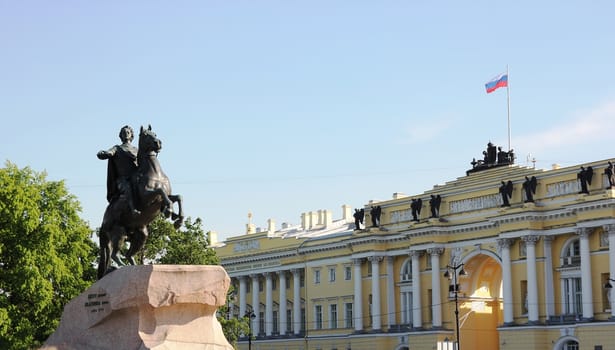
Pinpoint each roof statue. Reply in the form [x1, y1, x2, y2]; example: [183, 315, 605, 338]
[499, 180, 513, 207]
[577, 166, 593, 194]
[467, 142, 515, 175]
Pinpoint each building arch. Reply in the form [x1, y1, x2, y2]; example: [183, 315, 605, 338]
[450, 252, 502, 349]
[393, 344, 409, 350]
[461, 248, 502, 266]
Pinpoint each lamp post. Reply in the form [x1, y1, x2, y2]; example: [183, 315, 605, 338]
[245, 311, 256, 350]
[444, 263, 467, 350]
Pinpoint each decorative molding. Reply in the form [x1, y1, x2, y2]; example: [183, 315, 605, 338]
[576, 227, 591, 238]
[497, 238, 514, 250]
[426, 247, 444, 256]
[408, 250, 424, 258]
[546, 180, 578, 197]
[390, 208, 413, 224]
[521, 235, 541, 245]
[603, 224, 615, 234]
[449, 193, 501, 213]
[368, 255, 384, 263]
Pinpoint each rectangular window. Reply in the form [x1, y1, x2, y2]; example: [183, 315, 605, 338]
[345, 266, 352, 280]
[246, 283, 251, 293]
[314, 270, 321, 284]
[563, 277, 583, 315]
[520, 280, 528, 315]
[345, 302, 353, 328]
[427, 289, 433, 322]
[401, 291, 412, 325]
[329, 267, 336, 282]
[286, 309, 293, 333]
[300, 272, 305, 287]
[301, 308, 306, 332]
[259, 280, 264, 292]
[259, 311, 265, 335]
[329, 304, 338, 329]
[273, 310, 279, 334]
[367, 263, 372, 276]
[315, 305, 323, 330]
[272, 278, 277, 291]
[368, 294, 373, 326]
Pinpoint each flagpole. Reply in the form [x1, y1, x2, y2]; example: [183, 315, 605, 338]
[506, 65, 511, 151]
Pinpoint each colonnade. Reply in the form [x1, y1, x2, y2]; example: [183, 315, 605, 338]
[236, 268, 303, 336]
[231, 224, 615, 339]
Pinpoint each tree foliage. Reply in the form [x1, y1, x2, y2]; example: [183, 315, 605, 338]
[141, 216, 218, 265]
[0, 162, 97, 350]
[142, 215, 248, 346]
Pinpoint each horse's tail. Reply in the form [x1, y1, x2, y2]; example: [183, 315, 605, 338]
[97, 228, 109, 280]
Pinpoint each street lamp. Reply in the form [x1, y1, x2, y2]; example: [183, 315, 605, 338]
[444, 263, 467, 350]
[244, 311, 256, 350]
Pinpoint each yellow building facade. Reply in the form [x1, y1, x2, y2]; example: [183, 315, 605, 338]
[214, 153, 615, 350]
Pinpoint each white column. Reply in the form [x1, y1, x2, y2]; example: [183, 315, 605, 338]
[251, 274, 260, 335]
[265, 272, 273, 336]
[498, 238, 514, 324]
[543, 236, 555, 319]
[523, 235, 540, 323]
[410, 251, 423, 329]
[427, 247, 444, 328]
[353, 258, 364, 331]
[577, 227, 594, 320]
[239, 276, 247, 318]
[605, 224, 615, 318]
[386, 256, 396, 329]
[279, 271, 287, 335]
[369, 255, 383, 330]
[292, 268, 301, 335]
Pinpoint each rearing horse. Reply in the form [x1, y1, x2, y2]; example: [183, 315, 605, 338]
[97, 125, 183, 279]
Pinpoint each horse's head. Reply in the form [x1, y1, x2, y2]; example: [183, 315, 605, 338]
[138, 125, 162, 156]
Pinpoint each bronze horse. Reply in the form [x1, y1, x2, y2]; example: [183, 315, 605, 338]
[97, 125, 183, 279]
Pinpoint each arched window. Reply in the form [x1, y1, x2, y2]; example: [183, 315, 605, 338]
[559, 237, 582, 317]
[562, 340, 579, 350]
[553, 337, 579, 350]
[562, 238, 580, 267]
[399, 258, 413, 325]
[400, 258, 412, 282]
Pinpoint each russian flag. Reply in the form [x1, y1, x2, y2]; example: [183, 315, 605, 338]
[485, 73, 508, 93]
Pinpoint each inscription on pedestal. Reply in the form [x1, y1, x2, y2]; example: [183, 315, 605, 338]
[84, 289, 110, 327]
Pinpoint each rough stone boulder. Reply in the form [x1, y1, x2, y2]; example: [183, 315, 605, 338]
[41, 265, 233, 350]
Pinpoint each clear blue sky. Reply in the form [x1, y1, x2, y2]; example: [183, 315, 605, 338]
[2, 1, 614, 242]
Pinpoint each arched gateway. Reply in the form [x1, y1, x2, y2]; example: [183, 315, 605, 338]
[451, 252, 503, 350]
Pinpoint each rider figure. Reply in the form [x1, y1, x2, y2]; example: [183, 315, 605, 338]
[97, 125, 140, 216]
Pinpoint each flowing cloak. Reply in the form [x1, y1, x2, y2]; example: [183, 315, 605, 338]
[105, 145, 138, 203]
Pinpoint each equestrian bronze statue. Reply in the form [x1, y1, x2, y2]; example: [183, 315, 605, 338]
[97, 125, 183, 279]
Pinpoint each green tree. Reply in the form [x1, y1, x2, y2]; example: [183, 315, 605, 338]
[143, 216, 248, 347]
[0, 162, 97, 350]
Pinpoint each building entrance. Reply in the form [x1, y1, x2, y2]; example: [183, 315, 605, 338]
[452, 253, 502, 350]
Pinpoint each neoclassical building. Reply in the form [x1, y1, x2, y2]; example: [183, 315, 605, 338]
[213, 150, 615, 350]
